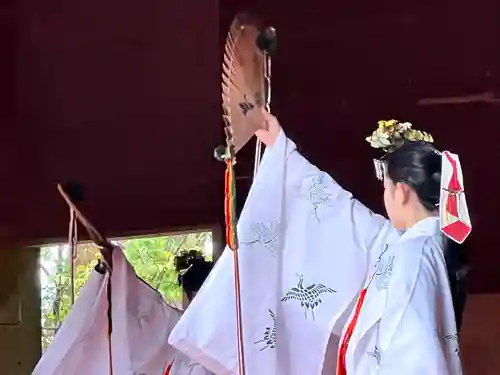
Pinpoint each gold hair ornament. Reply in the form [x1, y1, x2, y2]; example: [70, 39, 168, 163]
[366, 119, 434, 152]
[367, 119, 434, 181]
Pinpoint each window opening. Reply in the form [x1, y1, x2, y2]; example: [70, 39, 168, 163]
[39, 230, 213, 352]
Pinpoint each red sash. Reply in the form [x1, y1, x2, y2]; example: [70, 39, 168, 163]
[337, 288, 368, 375]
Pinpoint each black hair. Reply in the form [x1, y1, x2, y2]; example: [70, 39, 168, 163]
[174, 250, 213, 301]
[385, 140, 468, 332]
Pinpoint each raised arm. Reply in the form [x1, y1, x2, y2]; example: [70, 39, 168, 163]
[257, 111, 394, 252]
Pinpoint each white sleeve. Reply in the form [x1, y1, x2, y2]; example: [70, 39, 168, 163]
[169, 130, 397, 375]
[264, 130, 391, 252]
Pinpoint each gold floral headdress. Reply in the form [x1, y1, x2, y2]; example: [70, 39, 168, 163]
[365, 120, 472, 243]
[367, 119, 434, 180]
[366, 119, 434, 152]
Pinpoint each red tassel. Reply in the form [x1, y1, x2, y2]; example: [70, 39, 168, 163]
[224, 160, 237, 250]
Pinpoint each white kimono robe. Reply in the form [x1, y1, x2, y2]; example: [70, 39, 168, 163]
[342, 216, 463, 375]
[33, 247, 212, 375]
[171, 351, 215, 375]
[169, 131, 462, 375]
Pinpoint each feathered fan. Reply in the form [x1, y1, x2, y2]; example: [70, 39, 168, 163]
[221, 15, 276, 154]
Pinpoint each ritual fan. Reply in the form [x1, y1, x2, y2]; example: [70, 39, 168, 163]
[213, 14, 277, 375]
[215, 14, 277, 170]
[418, 91, 500, 105]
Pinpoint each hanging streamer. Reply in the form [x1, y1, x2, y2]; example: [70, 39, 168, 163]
[224, 159, 238, 251]
[223, 157, 246, 375]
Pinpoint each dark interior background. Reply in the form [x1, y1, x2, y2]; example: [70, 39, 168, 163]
[2, 0, 499, 292]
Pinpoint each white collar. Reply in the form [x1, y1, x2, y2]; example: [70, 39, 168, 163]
[400, 216, 440, 242]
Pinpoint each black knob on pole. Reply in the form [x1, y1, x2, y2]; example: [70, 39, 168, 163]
[256, 26, 277, 56]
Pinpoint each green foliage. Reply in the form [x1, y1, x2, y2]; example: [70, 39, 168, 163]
[120, 232, 212, 303]
[40, 231, 212, 351]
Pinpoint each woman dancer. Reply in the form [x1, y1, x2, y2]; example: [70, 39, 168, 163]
[174, 250, 214, 309]
[256, 114, 470, 374]
[169, 250, 215, 375]
[171, 112, 470, 375]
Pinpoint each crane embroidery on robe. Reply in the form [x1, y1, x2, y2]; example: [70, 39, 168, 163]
[281, 274, 336, 320]
[254, 309, 277, 351]
[373, 244, 395, 291]
[307, 173, 333, 222]
[445, 333, 461, 357]
[240, 221, 280, 258]
[367, 345, 381, 365]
